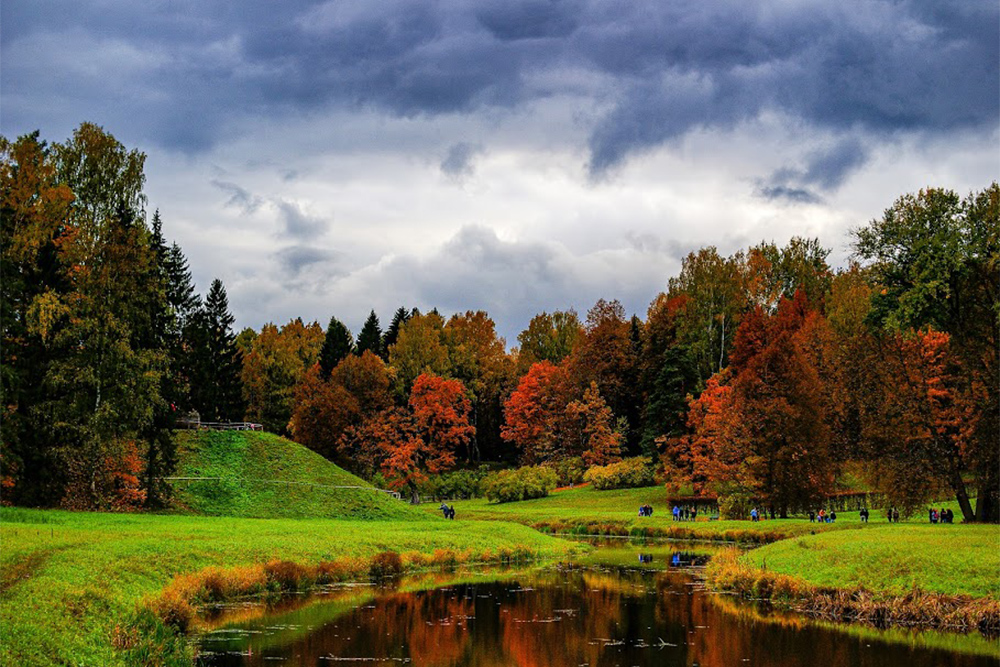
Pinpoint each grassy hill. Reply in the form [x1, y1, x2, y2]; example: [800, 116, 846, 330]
[170, 430, 422, 520]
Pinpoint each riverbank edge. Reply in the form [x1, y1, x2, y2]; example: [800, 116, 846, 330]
[530, 518, 798, 544]
[119, 546, 551, 666]
[704, 548, 1000, 635]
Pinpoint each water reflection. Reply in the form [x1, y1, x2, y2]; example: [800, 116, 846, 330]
[196, 562, 996, 667]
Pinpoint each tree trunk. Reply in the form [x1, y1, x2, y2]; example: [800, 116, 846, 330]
[975, 481, 999, 523]
[408, 482, 420, 505]
[946, 455, 975, 521]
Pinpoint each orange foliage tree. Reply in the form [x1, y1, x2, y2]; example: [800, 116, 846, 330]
[501, 361, 574, 464]
[566, 382, 623, 466]
[288, 363, 360, 461]
[340, 374, 474, 503]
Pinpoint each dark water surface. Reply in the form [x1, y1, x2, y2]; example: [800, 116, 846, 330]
[195, 548, 998, 667]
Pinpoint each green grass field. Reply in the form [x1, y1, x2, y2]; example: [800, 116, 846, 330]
[0, 509, 576, 667]
[743, 523, 1000, 598]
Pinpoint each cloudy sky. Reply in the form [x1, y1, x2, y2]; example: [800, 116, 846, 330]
[3, 0, 997, 343]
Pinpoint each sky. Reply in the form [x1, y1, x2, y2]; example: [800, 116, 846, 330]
[2, 0, 998, 344]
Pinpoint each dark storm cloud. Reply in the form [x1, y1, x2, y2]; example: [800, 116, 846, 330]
[802, 140, 870, 190]
[3, 0, 996, 173]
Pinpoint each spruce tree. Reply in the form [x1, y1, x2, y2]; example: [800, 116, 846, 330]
[640, 345, 699, 459]
[319, 316, 354, 378]
[356, 310, 383, 357]
[189, 279, 243, 421]
[381, 307, 410, 361]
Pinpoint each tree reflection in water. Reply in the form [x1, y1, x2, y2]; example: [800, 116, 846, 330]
[197, 565, 996, 667]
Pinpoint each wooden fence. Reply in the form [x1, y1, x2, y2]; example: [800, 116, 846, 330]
[175, 418, 263, 431]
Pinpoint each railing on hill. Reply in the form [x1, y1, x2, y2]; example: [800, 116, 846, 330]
[175, 418, 263, 431]
[161, 476, 402, 500]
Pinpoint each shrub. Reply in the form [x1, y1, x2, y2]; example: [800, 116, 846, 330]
[482, 466, 558, 503]
[718, 492, 753, 520]
[583, 457, 655, 490]
[417, 466, 495, 500]
[369, 551, 403, 580]
[546, 457, 586, 487]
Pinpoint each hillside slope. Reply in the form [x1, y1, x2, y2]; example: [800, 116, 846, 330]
[170, 430, 423, 520]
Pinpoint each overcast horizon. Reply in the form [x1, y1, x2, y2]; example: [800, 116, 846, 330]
[3, 0, 997, 343]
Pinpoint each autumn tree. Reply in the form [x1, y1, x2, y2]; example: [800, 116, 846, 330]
[339, 374, 473, 503]
[565, 299, 640, 451]
[854, 184, 999, 522]
[501, 361, 576, 464]
[330, 350, 394, 415]
[289, 363, 360, 461]
[516, 310, 582, 371]
[389, 311, 450, 392]
[443, 310, 511, 462]
[676, 293, 834, 515]
[242, 318, 324, 433]
[565, 382, 623, 466]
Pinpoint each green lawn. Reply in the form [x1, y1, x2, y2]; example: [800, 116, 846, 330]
[743, 522, 1000, 598]
[0, 509, 577, 667]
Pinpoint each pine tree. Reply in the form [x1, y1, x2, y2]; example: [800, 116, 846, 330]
[381, 307, 410, 361]
[319, 316, 353, 378]
[356, 310, 383, 357]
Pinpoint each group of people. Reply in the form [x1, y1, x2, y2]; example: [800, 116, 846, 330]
[808, 509, 838, 523]
[638, 504, 654, 517]
[438, 503, 456, 519]
[672, 505, 697, 521]
[886, 508, 901, 522]
[930, 507, 955, 524]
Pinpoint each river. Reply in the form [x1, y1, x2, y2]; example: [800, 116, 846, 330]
[194, 541, 998, 666]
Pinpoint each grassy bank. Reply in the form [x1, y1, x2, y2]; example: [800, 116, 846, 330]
[706, 523, 1000, 632]
[169, 431, 421, 520]
[0, 508, 577, 667]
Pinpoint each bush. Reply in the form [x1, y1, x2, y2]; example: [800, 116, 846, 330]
[583, 457, 655, 490]
[546, 457, 586, 487]
[417, 466, 495, 501]
[483, 466, 558, 503]
[718, 492, 753, 520]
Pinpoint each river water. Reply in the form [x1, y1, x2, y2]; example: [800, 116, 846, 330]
[194, 542, 998, 666]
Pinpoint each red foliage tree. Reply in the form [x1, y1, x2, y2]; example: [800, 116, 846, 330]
[501, 361, 574, 464]
[341, 374, 474, 503]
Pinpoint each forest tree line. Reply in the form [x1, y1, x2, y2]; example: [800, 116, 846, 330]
[2, 123, 997, 521]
